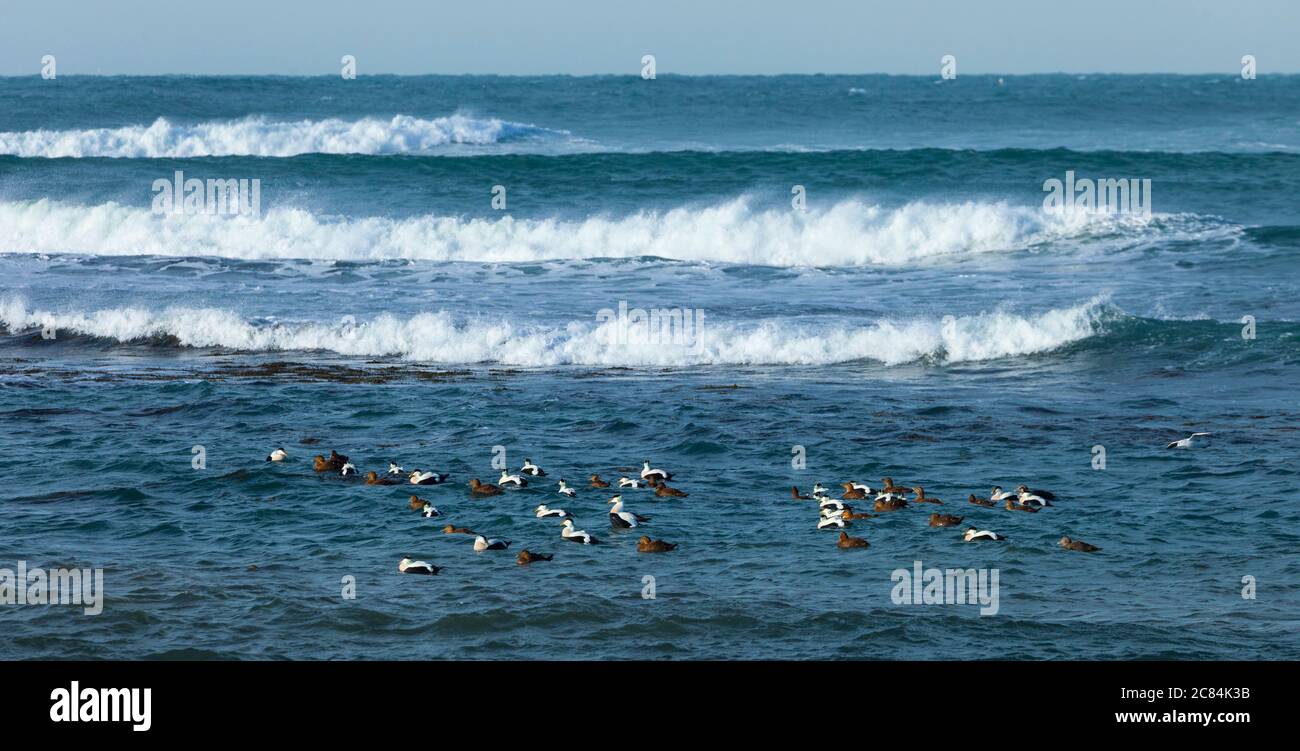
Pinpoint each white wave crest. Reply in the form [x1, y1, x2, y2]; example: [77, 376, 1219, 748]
[0, 198, 1138, 266]
[0, 297, 1105, 367]
[0, 115, 566, 158]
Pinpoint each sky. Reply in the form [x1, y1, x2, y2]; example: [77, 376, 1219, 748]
[0, 0, 1297, 75]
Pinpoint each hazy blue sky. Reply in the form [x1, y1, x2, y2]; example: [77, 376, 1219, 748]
[2, 0, 1297, 75]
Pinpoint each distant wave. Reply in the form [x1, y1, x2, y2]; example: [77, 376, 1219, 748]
[0, 198, 1161, 266]
[0, 296, 1106, 367]
[0, 115, 571, 158]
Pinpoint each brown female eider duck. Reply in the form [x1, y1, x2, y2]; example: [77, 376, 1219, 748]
[408, 495, 428, 511]
[840, 483, 868, 500]
[791, 486, 812, 500]
[313, 450, 349, 472]
[1004, 499, 1039, 513]
[655, 482, 688, 498]
[837, 531, 870, 549]
[874, 497, 908, 512]
[589, 474, 611, 488]
[469, 478, 503, 496]
[1059, 536, 1101, 552]
[637, 536, 677, 553]
[928, 513, 965, 527]
[365, 471, 399, 486]
[398, 557, 440, 575]
[442, 524, 476, 535]
[912, 486, 943, 505]
[963, 527, 1006, 542]
[968, 493, 996, 508]
[881, 477, 908, 496]
[516, 549, 553, 565]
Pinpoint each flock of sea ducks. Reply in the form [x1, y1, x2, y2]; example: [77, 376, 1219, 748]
[273, 432, 1246, 574]
[265, 448, 687, 574]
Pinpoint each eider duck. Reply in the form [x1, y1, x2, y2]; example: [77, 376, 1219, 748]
[912, 486, 943, 505]
[535, 504, 570, 518]
[420, 502, 440, 518]
[442, 524, 476, 535]
[410, 494, 431, 511]
[498, 470, 528, 488]
[968, 493, 996, 508]
[881, 477, 908, 496]
[520, 458, 546, 477]
[1004, 499, 1038, 513]
[589, 474, 611, 489]
[840, 508, 875, 520]
[1059, 536, 1101, 552]
[637, 536, 677, 553]
[874, 497, 908, 512]
[339, 461, 358, 477]
[818, 516, 849, 529]
[928, 513, 965, 527]
[846, 481, 872, 493]
[1167, 432, 1211, 449]
[516, 549, 553, 565]
[365, 471, 399, 485]
[387, 462, 404, 475]
[557, 479, 577, 497]
[608, 496, 650, 528]
[1015, 484, 1056, 501]
[398, 557, 439, 575]
[1016, 489, 1052, 509]
[409, 469, 449, 485]
[812, 483, 832, 499]
[837, 531, 870, 549]
[618, 476, 643, 489]
[963, 528, 1005, 542]
[654, 482, 688, 498]
[266, 448, 288, 463]
[791, 486, 812, 500]
[313, 450, 349, 472]
[640, 460, 673, 482]
[840, 483, 868, 500]
[561, 519, 599, 544]
[990, 486, 1016, 502]
[473, 535, 511, 551]
[818, 498, 848, 511]
[469, 478, 503, 496]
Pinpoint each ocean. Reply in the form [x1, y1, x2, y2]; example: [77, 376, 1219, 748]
[1, 74, 1297, 659]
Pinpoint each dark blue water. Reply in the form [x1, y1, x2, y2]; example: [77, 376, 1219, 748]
[1, 75, 1297, 659]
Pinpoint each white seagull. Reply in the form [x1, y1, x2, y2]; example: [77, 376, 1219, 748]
[1167, 432, 1212, 449]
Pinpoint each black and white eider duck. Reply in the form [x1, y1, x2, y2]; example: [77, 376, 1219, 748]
[339, 462, 358, 477]
[608, 495, 650, 528]
[618, 476, 643, 489]
[409, 469, 450, 485]
[561, 519, 599, 544]
[520, 458, 546, 477]
[387, 462, 404, 475]
[266, 448, 288, 463]
[963, 528, 1006, 542]
[535, 504, 570, 518]
[473, 535, 511, 551]
[557, 479, 577, 497]
[1015, 484, 1056, 502]
[498, 470, 528, 488]
[420, 502, 441, 518]
[990, 486, 1016, 502]
[640, 460, 672, 482]
[398, 557, 440, 575]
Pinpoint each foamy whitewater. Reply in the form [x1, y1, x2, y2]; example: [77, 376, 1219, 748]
[4, 75, 1299, 661]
